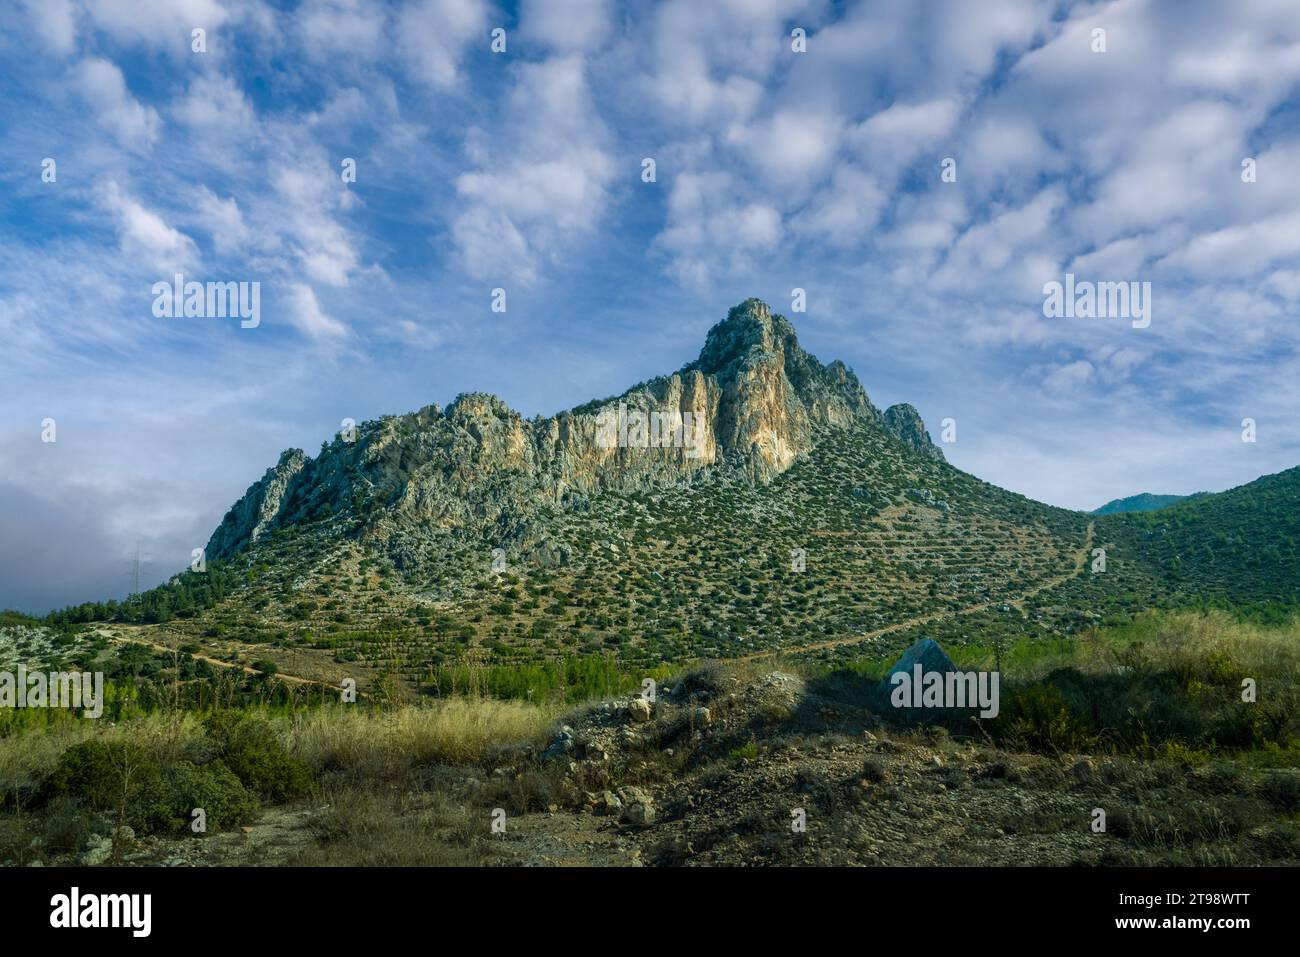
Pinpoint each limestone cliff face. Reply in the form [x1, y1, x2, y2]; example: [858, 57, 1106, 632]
[205, 299, 935, 560]
[206, 449, 305, 558]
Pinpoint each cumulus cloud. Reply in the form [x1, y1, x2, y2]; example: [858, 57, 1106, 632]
[451, 55, 615, 282]
[657, 171, 782, 285]
[397, 0, 490, 90]
[78, 0, 232, 50]
[519, 0, 611, 53]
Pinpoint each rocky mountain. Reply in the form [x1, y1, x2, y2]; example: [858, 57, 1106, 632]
[206, 299, 935, 562]
[54, 298, 1299, 690]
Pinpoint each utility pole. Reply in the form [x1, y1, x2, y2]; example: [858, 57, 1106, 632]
[129, 540, 140, 596]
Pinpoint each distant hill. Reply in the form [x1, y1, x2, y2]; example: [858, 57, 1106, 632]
[1054, 469, 1300, 618]
[1093, 492, 1209, 515]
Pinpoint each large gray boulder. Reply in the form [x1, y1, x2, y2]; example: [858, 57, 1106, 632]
[881, 638, 957, 690]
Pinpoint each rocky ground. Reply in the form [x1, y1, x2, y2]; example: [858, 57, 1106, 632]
[23, 662, 1296, 868]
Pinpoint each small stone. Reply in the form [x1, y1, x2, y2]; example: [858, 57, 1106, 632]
[627, 697, 652, 723]
[622, 802, 655, 827]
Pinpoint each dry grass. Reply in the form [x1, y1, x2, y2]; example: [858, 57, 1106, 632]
[0, 711, 201, 793]
[283, 698, 560, 777]
[1, 696, 558, 798]
[955, 610, 1300, 685]
[288, 786, 505, 866]
[1054, 611, 1300, 698]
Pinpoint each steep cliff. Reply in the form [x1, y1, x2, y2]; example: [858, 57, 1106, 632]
[205, 299, 937, 561]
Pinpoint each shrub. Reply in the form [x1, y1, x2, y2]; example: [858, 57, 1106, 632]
[1260, 770, 1300, 811]
[41, 798, 96, 853]
[203, 713, 316, 802]
[996, 684, 1099, 754]
[43, 740, 162, 813]
[132, 761, 258, 834]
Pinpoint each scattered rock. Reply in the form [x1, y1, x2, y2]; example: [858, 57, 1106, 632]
[79, 834, 113, 866]
[627, 697, 653, 723]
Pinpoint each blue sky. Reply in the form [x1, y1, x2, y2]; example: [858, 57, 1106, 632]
[2, 0, 1299, 613]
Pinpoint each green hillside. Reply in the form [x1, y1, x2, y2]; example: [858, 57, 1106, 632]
[1093, 492, 1208, 515]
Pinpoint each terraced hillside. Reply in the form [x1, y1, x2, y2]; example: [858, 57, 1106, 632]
[1058, 466, 1300, 619]
[137, 423, 1086, 684]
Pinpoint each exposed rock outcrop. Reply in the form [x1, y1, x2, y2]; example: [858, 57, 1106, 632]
[205, 299, 941, 562]
[206, 449, 306, 558]
[883, 403, 944, 462]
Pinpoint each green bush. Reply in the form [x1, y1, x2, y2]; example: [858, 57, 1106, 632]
[43, 740, 162, 812]
[203, 712, 316, 801]
[41, 798, 96, 853]
[996, 684, 1099, 754]
[132, 761, 259, 834]
[1260, 770, 1300, 811]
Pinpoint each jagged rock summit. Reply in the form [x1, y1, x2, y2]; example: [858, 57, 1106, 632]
[206, 298, 943, 561]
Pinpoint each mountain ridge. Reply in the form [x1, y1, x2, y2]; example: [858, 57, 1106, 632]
[206, 298, 943, 563]
[45, 300, 1300, 688]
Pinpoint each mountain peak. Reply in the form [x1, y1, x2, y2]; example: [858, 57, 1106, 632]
[689, 298, 799, 377]
[205, 299, 946, 562]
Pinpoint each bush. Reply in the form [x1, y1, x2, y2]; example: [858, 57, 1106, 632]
[996, 684, 1099, 754]
[133, 761, 259, 834]
[43, 740, 162, 813]
[203, 712, 316, 801]
[1260, 770, 1300, 811]
[41, 798, 96, 853]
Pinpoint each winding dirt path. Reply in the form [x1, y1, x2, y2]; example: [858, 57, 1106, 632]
[95, 626, 343, 692]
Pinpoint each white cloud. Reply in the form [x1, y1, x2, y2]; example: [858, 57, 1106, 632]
[298, 0, 387, 60]
[22, 0, 77, 53]
[192, 187, 250, 256]
[451, 56, 615, 282]
[172, 73, 257, 135]
[269, 166, 361, 287]
[1042, 358, 1093, 394]
[793, 165, 886, 247]
[80, 0, 232, 49]
[98, 181, 197, 272]
[657, 171, 782, 285]
[75, 58, 161, 148]
[854, 98, 961, 160]
[727, 110, 843, 187]
[284, 283, 347, 339]
[520, 0, 610, 53]
[397, 0, 490, 90]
